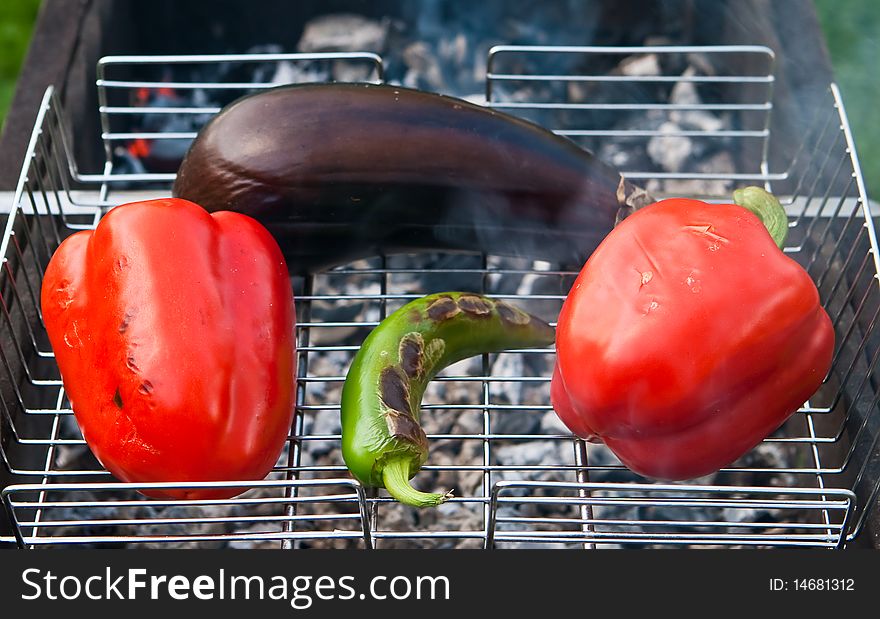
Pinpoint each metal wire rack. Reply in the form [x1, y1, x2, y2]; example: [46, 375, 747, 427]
[0, 46, 876, 549]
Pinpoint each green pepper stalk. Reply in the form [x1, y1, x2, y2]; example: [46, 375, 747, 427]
[341, 292, 556, 508]
[733, 186, 789, 249]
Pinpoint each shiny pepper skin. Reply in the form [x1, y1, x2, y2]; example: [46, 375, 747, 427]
[41, 198, 296, 499]
[550, 196, 835, 480]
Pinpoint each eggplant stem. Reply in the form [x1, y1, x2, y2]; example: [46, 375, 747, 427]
[733, 186, 788, 249]
[381, 458, 453, 508]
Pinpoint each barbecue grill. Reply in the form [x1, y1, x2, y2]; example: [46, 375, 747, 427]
[1, 1, 878, 549]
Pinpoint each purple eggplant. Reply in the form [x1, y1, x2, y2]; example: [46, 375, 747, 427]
[172, 82, 648, 273]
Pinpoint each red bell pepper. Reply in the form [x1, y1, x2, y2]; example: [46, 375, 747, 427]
[551, 187, 834, 480]
[41, 198, 296, 499]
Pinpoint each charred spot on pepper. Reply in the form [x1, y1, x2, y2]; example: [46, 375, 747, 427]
[457, 294, 493, 317]
[426, 296, 461, 322]
[379, 366, 412, 416]
[113, 388, 124, 409]
[399, 332, 424, 378]
[384, 410, 429, 451]
[496, 301, 532, 326]
[118, 310, 135, 333]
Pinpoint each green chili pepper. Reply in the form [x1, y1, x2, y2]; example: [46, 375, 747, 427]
[341, 292, 556, 508]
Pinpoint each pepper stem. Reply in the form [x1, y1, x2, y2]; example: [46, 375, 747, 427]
[733, 186, 788, 249]
[381, 458, 453, 508]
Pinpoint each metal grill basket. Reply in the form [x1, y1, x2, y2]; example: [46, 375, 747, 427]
[1, 46, 877, 549]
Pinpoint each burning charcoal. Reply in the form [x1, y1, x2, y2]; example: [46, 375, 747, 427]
[634, 493, 719, 546]
[540, 410, 570, 435]
[566, 51, 663, 132]
[461, 93, 487, 106]
[137, 504, 231, 550]
[566, 80, 589, 105]
[566, 53, 661, 105]
[719, 505, 764, 527]
[53, 413, 92, 470]
[306, 267, 380, 346]
[584, 443, 634, 484]
[489, 80, 544, 106]
[307, 299, 371, 345]
[646, 150, 736, 198]
[597, 109, 666, 172]
[433, 448, 483, 501]
[598, 142, 648, 174]
[639, 35, 691, 78]
[297, 14, 389, 54]
[669, 66, 725, 133]
[228, 44, 287, 84]
[306, 410, 342, 441]
[117, 77, 212, 174]
[304, 351, 351, 398]
[494, 440, 569, 480]
[647, 121, 693, 173]
[388, 253, 486, 294]
[483, 265, 557, 435]
[53, 444, 88, 470]
[723, 440, 801, 490]
[111, 146, 148, 177]
[196, 43, 328, 90]
[220, 47, 268, 87]
[491, 442, 590, 548]
[471, 43, 491, 88]
[331, 61, 376, 83]
[402, 41, 447, 91]
[493, 407, 543, 436]
[270, 60, 331, 86]
[435, 501, 483, 536]
[619, 53, 662, 77]
[439, 33, 469, 71]
[587, 489, 642, 536]
[685, 52, 717, 78]
[60, 410, 82, 438]
[423, 358, 483, 433]
[489, 354, 543, 435]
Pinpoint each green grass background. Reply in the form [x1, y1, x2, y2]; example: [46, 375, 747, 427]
[0, 0, 41, 135]
[814, 0, 879, 194]
[0, 0, 876, 193]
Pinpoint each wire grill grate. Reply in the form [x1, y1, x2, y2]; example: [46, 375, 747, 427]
[1, 47, 876, 548]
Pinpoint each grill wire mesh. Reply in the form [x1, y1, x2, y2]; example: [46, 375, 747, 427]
[1, 47, 877, 549]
